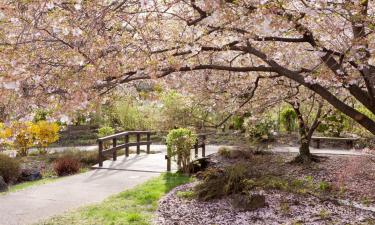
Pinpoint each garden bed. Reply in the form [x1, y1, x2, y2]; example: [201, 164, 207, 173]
[0, 149, 103, 193]
[155, 149, 375, 224]
[156, 183, 375, 225]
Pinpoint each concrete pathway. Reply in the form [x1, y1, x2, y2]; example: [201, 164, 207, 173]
[0, 145, 224, 225]
[270, 146, 372, 156]
[0, 169, 159, 225]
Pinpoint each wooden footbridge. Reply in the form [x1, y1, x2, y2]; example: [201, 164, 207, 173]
[96, 131, 207, 172]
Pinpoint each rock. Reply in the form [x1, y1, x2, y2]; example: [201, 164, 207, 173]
[0, 176, 8, 192]
[19, 169, 42, 182]
[231, 194, 267, 211]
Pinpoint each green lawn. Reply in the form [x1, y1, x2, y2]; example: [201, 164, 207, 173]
[39, 173, 191, 225]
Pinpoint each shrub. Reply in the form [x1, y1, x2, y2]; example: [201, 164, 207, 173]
[0, 123, 12, 150]
[0, 154, 20, 183]
[231, 115, 245, 130]
[161, 91, 191, 130]
[224, 163, 248, 194]
[195, 163, 248, 200]
[166, 128, 197, 174]
[12, 122, 35, 156]
[32, 121, 60, 154]
[218, 147, 231, 158]
[280, 107, 297, 133]
[3, 121, 60, 156]
[317, 111, 348, 137]
[113, 99, 157, 130]
[244, 116, 276, 142]
[78, 151, 100, 166]
[33, 109, 49, 122]
[53, 156, 80, 176]
[98, 126, 115, 138]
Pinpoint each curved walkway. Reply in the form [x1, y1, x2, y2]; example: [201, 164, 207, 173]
[0, 145, 224, 225]
[0, 144, 371, 225]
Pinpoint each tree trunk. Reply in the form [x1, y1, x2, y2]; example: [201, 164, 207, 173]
[295, 136, 312, 163]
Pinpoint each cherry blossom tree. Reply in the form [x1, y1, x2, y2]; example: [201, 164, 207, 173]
[0, 0, 374, 136]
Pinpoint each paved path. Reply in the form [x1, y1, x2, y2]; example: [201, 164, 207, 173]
[0, 169, 159, 225]
[270, 146, 372, 156]
[0, 145, 224, 225]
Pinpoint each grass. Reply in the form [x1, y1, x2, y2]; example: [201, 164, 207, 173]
[39, 173, 191, 225]
[7, 177, 60, 193]
[2, 168, 91, 195]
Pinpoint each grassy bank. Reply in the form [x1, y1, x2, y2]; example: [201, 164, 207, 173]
[39, 173, 191, 225]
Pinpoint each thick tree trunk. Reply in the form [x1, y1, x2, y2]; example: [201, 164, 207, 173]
[295, 136, 312, 163]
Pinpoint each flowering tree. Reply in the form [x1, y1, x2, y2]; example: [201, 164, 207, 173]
[0, 1, 374, 135]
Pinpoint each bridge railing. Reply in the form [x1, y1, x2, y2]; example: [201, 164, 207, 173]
[97, 131, 152, 167]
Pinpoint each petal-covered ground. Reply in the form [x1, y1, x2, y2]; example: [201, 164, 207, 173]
[155, 183, 375, 225]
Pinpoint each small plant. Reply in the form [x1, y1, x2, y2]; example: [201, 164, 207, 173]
[98, 126, 115, 138]
[0, 154, 20, 183]
[53, 156, 80, 176]
[318, 209, 330, 220]
[218, 147, 231, 158]
[176, 190, 195, 200]
[318, 181, 331, 192]
[166, 128, 197, 174]
[224, 163, 248, 194]
[280, 201, 290, 214]
[244, 115, 276, 142]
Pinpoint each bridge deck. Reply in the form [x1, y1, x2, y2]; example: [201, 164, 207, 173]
[92, 144, 229, 172]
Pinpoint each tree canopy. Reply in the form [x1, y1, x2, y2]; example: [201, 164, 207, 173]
[0, 0, 374, 134]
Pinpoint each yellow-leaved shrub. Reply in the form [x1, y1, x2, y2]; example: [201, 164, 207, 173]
[3, 121, 60, 156]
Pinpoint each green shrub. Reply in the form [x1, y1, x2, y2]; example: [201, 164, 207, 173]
[114, 99, 157, 130]
[161, 91, 191, 130]
[231, 115, 245, 130]
[166, 128, 197, 174]
[280, 106, 297, 133]
[0, 154, 20, 183]
[53, 156, 80, 176]
[97, 126, 115, 138]
[317, 111, 348, 137]
[244, 116, 276, 142]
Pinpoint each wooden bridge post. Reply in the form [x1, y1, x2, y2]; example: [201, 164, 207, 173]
[112, 138, 117, 161]
[125, 134, 129, 157]
[98, 140, 103, 167]
[147, 132, 151, 154]
[202, 135, 206, 157]
[194, 141, 198, 158]
[136, 133, 141, 154]
[166, 155, 171, 172]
